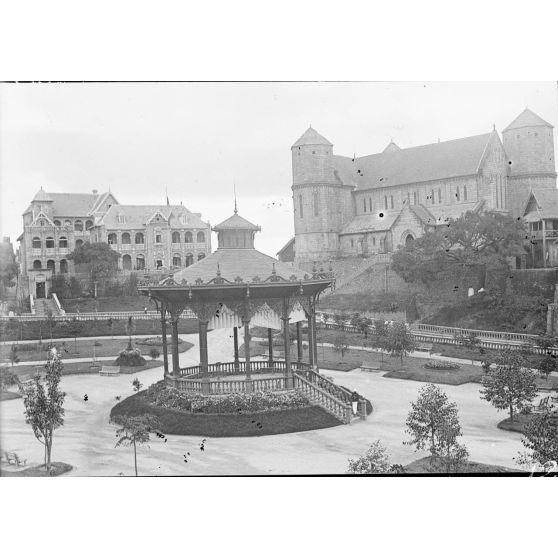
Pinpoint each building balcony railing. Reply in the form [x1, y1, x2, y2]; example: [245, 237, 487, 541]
[529, 230, 558, 240]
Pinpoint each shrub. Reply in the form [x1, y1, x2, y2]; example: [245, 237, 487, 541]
[149, 348, 161, 360]
[423, 360, 460, 370]
[347, 440, 393, 474]
[115, 348, 147, 367]
[145, 383, 310, 414]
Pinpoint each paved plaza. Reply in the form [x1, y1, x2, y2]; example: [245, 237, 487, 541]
[0, 330, 527, 475]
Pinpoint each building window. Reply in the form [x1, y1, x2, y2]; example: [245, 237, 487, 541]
[54, 220, 61, 227]
[495, 178, 499, 208]
[46, 260, 55, 271]
[456, 187, 460, 202]
[438, 188, 442, 204]
[108, 233, 117, 245]
[172, 231, 181, 243]
[390, 196, 394, 209]
[117, 213, 126, 224]
[384, 196, 388, 210]
[60, 259, 68, 273]
[74, 220, 83, 231]
[350, 239, 354, 248]
[64, 220, 71, 227]
[32, 237, 41, 249]
[313, 192, 319, 216]
[299, 195, 304, 218]
[135, 232, 144, 244]
[185, 231, 193, 243]
[173, 255, 181, 267]
[85, 219, 94, 230]
[363, 198, 366, 213]
[59, 237, 68, 248]
[372, 237, 376, 246]
[413, 192, 417, 205]
[430, 190, 434, 204]
[197, 253, 206, 261]
[155, 231, 162, 244]
[197, 231, 205, 243]
[75, 239, 83, 249]
[46, 237, 55, 249]
[463, 185, 468, 201]
[369, 198, 372, 212]
[121, 232, 131, 244]
[185, 253, 194, 267]
[122, 254, 132, 270]
[33, 260, 42, 270]
[135, 256, 145, 270]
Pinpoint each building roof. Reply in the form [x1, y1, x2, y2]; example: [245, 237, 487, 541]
[503, 108, 553, 132]
[212, 212, 260, 231]
[344, 133, 493, 191]
[340, 211, 399, 235]
[292, 126, 333, 148]
[276, 237, 295, 257]
[382, 141, 401, 154]
[32, 188, 53, 202]
[172, 248, 308, 284]
[99, 204, 208, 230]
[523, 189, 558, 220]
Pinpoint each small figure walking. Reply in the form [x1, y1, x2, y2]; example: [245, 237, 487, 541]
[351, 391, 360, 415]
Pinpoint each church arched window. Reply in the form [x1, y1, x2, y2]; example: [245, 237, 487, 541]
[313, 192, 319, 216]
[298, 195, 304, 219]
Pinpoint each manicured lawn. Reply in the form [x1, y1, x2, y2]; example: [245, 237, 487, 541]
[384, 366, 483, 386]
[403, 456, 522, 474]
[0, 390, 21, 401]
[497, 414, 534, 433]
[62, 296, 158, 313]
[0, 337, 193, 362]
[0, 317, 200, 342]
[111, 392, 342, 437]
[0, 462, 73, 477]
[7, 359, 163, 382]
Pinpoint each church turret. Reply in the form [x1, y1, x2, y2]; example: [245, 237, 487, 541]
[503, 108, 556, 217]
[291, 127, 354, 266]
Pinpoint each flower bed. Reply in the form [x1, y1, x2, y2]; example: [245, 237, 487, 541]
[423, 360, 460, 370]
[145, 382, 310, 414]
[136, 336, 184, 346]
[115, 347, 147, 366]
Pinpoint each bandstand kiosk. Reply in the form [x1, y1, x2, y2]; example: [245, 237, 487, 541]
[140, 208, 365, 423]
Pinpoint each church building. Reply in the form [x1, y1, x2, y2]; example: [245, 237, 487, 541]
[290, 108, 557, 268]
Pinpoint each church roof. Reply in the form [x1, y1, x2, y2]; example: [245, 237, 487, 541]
[276, 237, 295, 256]
[98, 204, 208, 230]
[340, 211, 400, 234]
[382, 141, 401, 154]
[337, 133, 493, 191]
[503, 108, 553, 132]
[172, 248, 308, 284]
[212, 212, 260, 231]
[292, 126, 333, 148]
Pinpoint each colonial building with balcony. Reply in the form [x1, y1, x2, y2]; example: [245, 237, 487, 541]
[18, 188, 211, 298]
[523, 189, 558, 268]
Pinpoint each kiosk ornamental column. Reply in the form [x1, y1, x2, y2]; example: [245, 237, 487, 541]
[169, 309, 181, 377]
[267, 327, 274, 369]
[199, 319, 210, 394]
[243, 318, 253, 392]
[282, 299, 293, 389]
[233, 326, 240, 372]
[306, 310, 315, 369]
[296, 321, 303, 363]
[160, 303, 169, 376]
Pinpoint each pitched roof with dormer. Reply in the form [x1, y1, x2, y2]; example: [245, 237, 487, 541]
[522, 189, 558, 221]
[24, 190, 112, 216]
[292, 126, 333, 148]
[334, 133, 494, 191]
[98, 204, 209, 230]
[503, 108, 553, 132]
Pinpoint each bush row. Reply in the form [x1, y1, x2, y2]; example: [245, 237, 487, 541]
[145, 382, 310, 414]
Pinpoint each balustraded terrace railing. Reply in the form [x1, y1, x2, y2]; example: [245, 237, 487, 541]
[0, 309, 197, 322]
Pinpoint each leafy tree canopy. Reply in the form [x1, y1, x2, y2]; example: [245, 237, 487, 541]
[67, 241, 120, 280]
[391, 210, 526, 286]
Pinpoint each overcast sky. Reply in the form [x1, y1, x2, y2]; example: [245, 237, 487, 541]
[1, 82, 557, 255]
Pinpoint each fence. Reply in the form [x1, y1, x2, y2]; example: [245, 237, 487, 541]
[0, 309, 197, 322]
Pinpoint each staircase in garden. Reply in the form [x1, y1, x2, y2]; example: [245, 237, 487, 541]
[33, 297, 61, 317]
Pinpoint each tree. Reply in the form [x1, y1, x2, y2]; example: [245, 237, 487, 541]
[356, 316, 372, 339]
[436, 420, 469, 473]
[391, 210, 526, 289]
[113, 414, 161, 476]
[0, 365, 17, 392]
[149, 348, 161, 360]
[333, 333, 349, 360]
[384, 321, 416, 365]
[9, 344, 20, 367]
[370, 320, 388, 363]
[405, 383, 464, 465]
[17, 348, 66, 472]
[63, 318, 84, 354]
[50, 274, 68, 299]
[480, 349, 538, 422]
[0, 238, 18, 296]
[132, 377, 143, 392]
[517, 412, 558, 470]
[67, 241, 120, 284]
[125, 316, 135, 350]
[347, 440, 395, 474]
